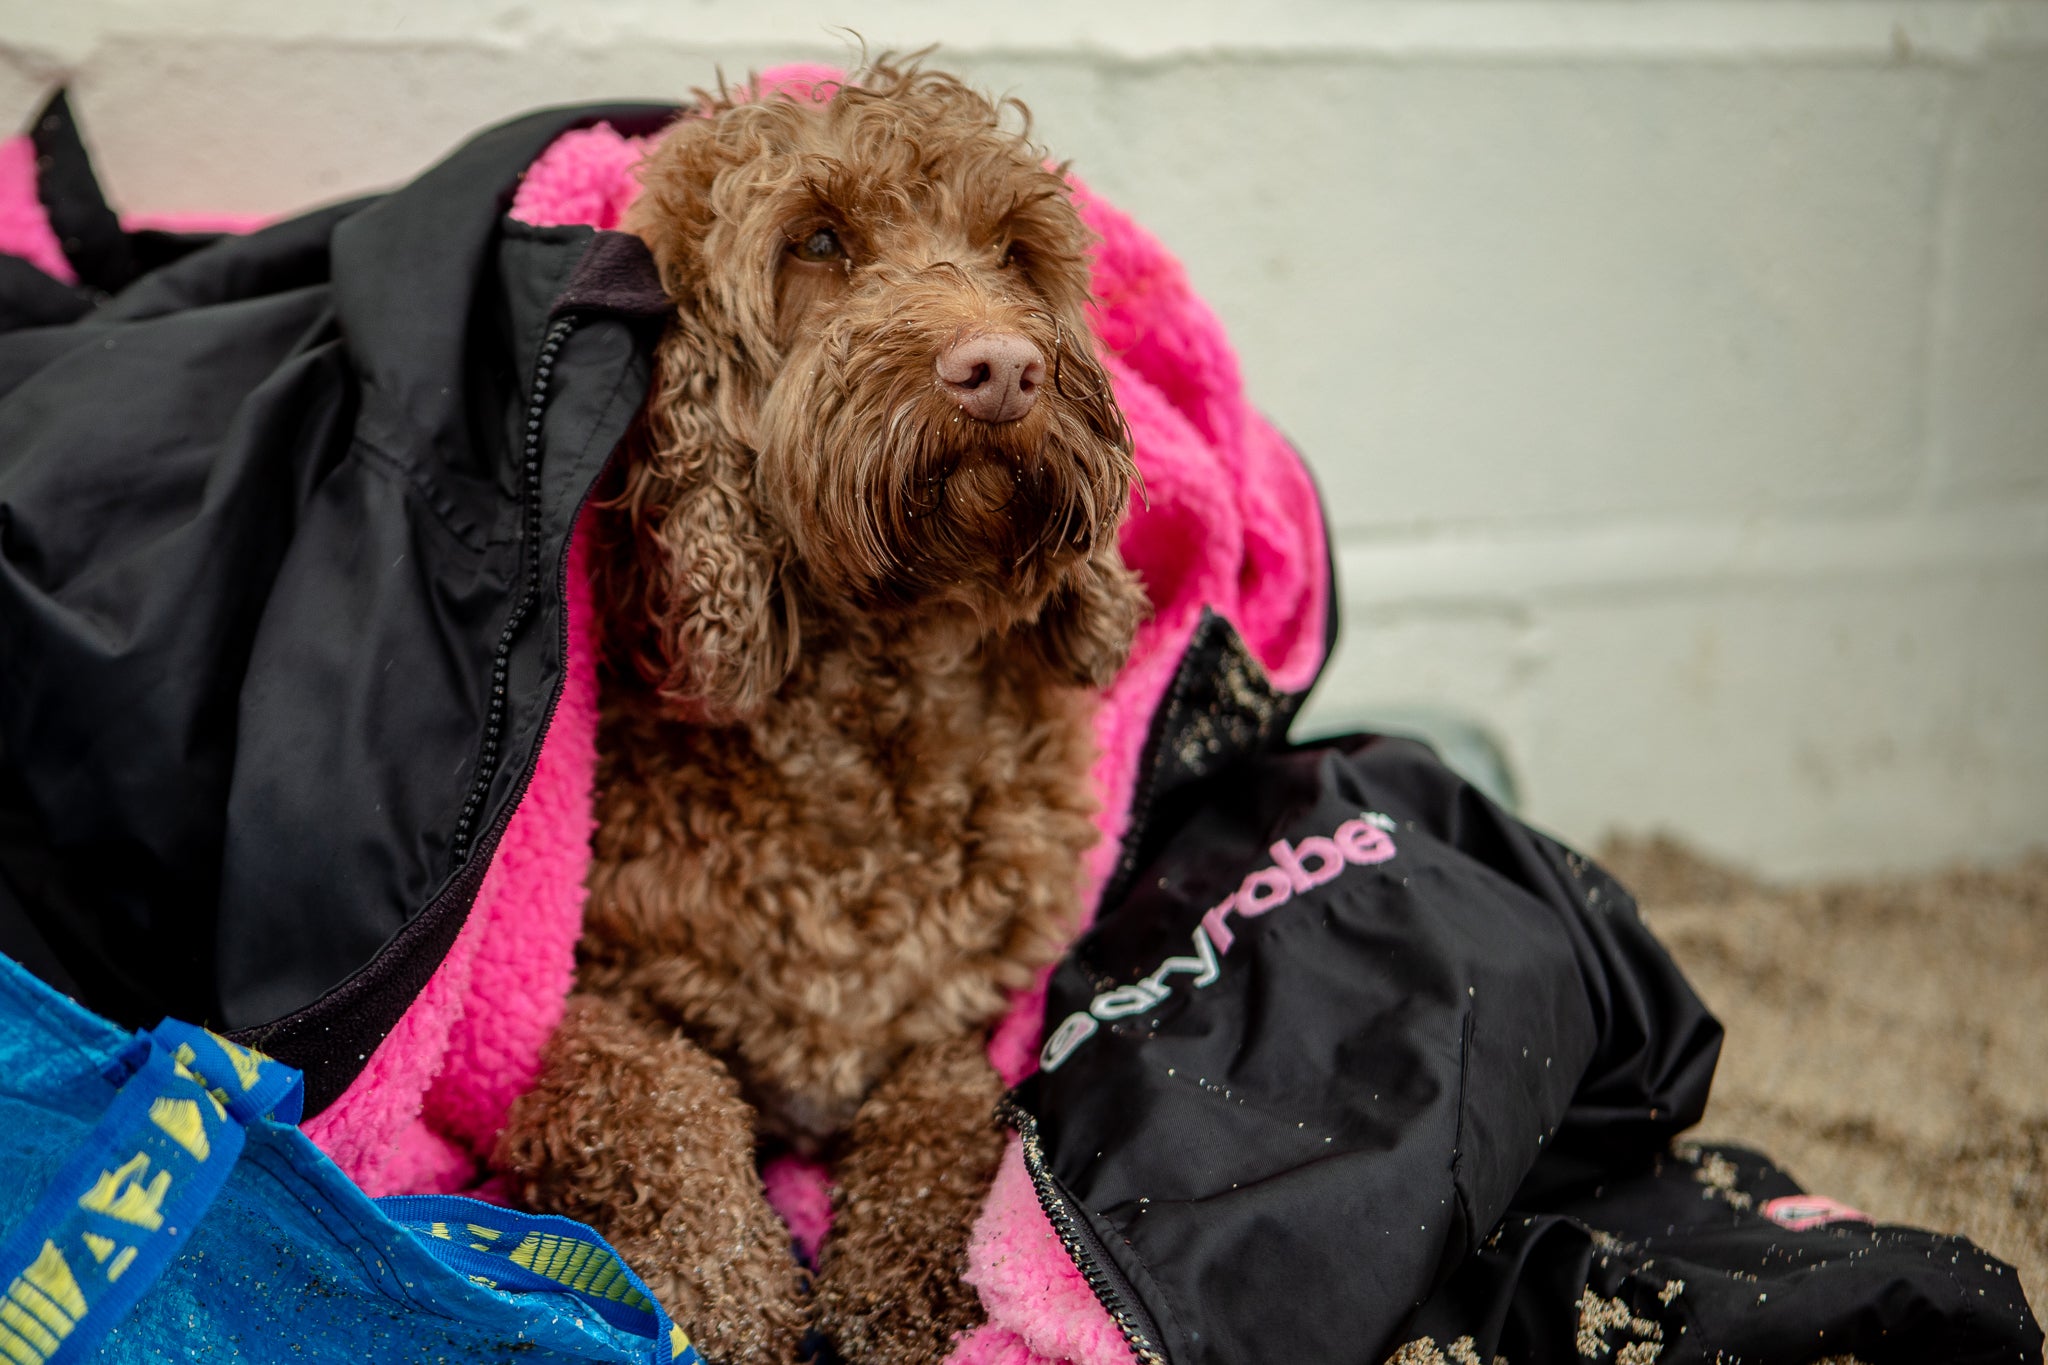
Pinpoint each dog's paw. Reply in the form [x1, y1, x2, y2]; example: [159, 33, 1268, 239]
[637, 1242, 811, 1365]
[809, 1266, 982, 1365]
[492, 994, 812, 1364]
[808, 1037, 1005, 1364]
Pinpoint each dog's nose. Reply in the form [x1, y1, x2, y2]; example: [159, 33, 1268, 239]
[936, 331, 1045, 424]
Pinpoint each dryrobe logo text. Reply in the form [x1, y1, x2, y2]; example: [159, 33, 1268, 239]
[1040, 811, 1400, 1072]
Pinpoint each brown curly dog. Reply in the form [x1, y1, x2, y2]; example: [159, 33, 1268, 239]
[492, 61, 1146, 1365]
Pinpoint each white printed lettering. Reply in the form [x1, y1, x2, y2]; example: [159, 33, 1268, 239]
[1091, 983, 1163, 1019]
[1039, 1012, 1100, 1071]
[1142, 927, 1221, 995]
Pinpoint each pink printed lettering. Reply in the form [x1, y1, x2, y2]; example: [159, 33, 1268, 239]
[1760, 1195, 1870, 1232]
[1271, 836, 1346, 892]
[1237, 866, 1293, 916]
[1335, 818, 1396, 865]
[1200, 899, 1237, 954]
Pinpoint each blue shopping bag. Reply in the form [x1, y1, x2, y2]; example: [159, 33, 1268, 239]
[0, 954, 702, 1364]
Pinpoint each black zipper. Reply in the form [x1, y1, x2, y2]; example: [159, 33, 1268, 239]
[452, 313, 577, 865]
[230, 309, 613, 1111]
[999, 1095, 1169, 1365]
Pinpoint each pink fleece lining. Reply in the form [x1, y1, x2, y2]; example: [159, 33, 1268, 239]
[762, 1153, 837, 1265]
[1, 78, 1327, 1365]
[0, 137, 74, 283]
[300, 527, 601, 1195]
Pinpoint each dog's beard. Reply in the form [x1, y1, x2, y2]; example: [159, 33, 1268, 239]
[758, 328, 1131, 626]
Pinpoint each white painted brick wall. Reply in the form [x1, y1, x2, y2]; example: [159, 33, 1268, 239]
[5, 1, 2044, 877]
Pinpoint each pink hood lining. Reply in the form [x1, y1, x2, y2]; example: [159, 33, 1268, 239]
[0, 72, 1328, 1365]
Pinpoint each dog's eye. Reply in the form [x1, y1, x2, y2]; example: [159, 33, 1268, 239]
[793, 227, 845, 264]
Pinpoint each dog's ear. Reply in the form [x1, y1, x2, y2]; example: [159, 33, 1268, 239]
[1023, 547, 1148, 690]
[602, 312, 797, 722]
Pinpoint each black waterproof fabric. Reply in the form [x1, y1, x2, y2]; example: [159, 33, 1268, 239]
[1012, 614, 2041, 1364]
[0, 96, 678, 1112]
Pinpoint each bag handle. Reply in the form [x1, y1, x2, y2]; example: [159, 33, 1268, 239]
[0, 1022, 300, 1364]
[378, 1195, 703, 1364]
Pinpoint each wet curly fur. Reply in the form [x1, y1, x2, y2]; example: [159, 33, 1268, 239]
[493, 60, 1146, 1365]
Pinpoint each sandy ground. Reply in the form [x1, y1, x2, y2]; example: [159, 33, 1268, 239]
[1599, 836, 2048, 1319]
